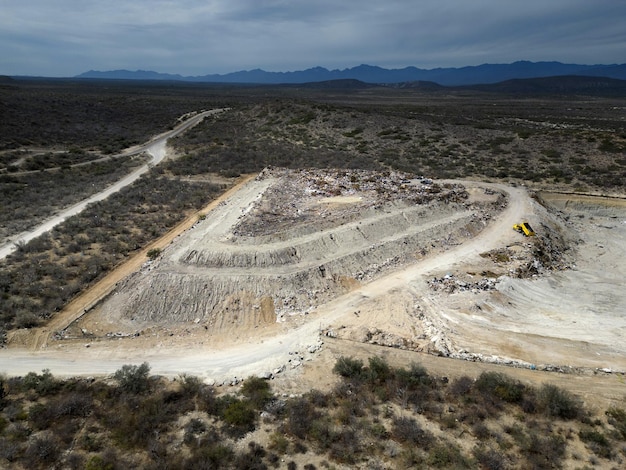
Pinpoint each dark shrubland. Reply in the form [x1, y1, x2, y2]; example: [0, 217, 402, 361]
[0, 359, 622, 468]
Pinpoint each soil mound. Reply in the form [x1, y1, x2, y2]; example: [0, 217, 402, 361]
[92, 169, 502, 334]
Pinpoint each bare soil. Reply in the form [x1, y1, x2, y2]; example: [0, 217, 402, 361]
[3, 168, 626, 409]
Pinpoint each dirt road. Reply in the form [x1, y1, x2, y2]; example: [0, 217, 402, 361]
[0, 109, 228, 260]
[2, 175, 625, 412]
[1, 180, 529, 377]
[11, 173, 256, 350]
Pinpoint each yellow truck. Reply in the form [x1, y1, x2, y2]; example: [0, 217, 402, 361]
[513, 222, 535, 237]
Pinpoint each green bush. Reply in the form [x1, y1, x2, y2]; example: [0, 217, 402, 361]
[427, 442, 472, 468]
[268, 432, 289, 454]
[221, 398, 257, 436]
[579, 428, 612, 458]
[184, 444, 234, 469]
[241, 376, 273, 409]
[113, 363, 151, 394]
[146, 248, 162, 260]
[475, 371, 524, 404]
[85, 455, 114, 470]
[395, 362, 432, 389]
[606, 406, 626, 440]
[537, 384, 581, 420]
[21, 369, 61, 396]
[366, 356, 392, 384]
[332, 356, 364, 379]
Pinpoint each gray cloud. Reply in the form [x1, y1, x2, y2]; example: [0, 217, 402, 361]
[1, 0, 624, 76]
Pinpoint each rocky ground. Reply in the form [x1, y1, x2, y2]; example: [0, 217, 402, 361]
[69, 169, 498, 338]
[4, 168, 626, 404]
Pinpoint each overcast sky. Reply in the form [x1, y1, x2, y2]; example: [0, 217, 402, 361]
[2, 0, 625, 77]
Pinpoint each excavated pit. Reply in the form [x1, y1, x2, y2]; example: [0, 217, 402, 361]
[88, 168, 504, 334]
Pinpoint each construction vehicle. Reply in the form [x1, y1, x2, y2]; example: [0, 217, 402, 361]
[513, 222, 535, 237]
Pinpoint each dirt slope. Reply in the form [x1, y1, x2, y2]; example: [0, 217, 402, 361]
[2, 169, 626, 402]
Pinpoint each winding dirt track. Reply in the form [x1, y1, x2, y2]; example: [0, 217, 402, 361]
[0, 109, 228, 260]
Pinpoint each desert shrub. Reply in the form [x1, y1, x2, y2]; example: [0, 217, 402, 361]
[472, 445, 507, 470]
[328, 428, 360, 464]
[268, 432, 289, 454]
[80, 433, 104, 452]
[183, 443, 234, 469]
[606, 406, 626, 440]
[366, 356, 392, 384]
[524, 433, 566, 468]
[146, 248, 162, 260]
[28, 403, 55, 430]
[65, 452, 86, 470]
[85, 454, 116, 470]
[54, 392, 93, 418]
[397, 362, 433, 388]
[0, 374, 6, 407]
[332, 356, 364, 380]
[183, 418, 208, 447]
[113, 362, 151, 394]
[241, 376, 273, 409]
[102, 389, 186, 449]
[427, 442, 472, 468]
[475, 371, 524, 404]
[185, 418, 207, 436]
[309, 417, 335, 450]
[579, 428, 612, 459]
[304, 389, 329, 408]
[0, 435, 22, 462]
[449, 375, 473, 398]
[178, 373, 203, 398]
[232, 441, 267, 469]
[197, 383, 218, 414]
[23, 433, 61, 469]
[220, 398, 257, 437]
[284, 397, 319, 439]
[19, 369, 61, 396]
[536, 384, 581, 420]
[521, 393, 537, 414]
[335, 395, 364, 425]
[472, 422, 492, 440]
[392, 416, 434, 449]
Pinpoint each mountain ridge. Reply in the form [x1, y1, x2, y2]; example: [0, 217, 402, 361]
[75, 61, 626, 86]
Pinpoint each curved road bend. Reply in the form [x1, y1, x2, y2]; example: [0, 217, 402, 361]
[0, 109, 229, 260]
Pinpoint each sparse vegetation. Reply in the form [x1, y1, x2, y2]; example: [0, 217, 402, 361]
[1, 78, 625, 467]
[2, 79, 625, 335]
[0, 358, 623, 468]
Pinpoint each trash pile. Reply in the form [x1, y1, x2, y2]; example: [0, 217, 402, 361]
[428, 273, 497, 293]
[235, 168, 469, 238]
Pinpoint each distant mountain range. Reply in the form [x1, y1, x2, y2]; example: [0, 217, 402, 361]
[75, 61, 626, 86]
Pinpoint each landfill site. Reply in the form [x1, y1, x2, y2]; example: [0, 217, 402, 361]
[11, 166, 621, 384]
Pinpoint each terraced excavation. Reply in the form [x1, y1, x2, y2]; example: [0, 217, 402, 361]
[79, 168, 497, 337]
[5, 167, 626, 383]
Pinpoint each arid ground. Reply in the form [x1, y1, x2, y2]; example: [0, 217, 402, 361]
[4, 167, 625, 409]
